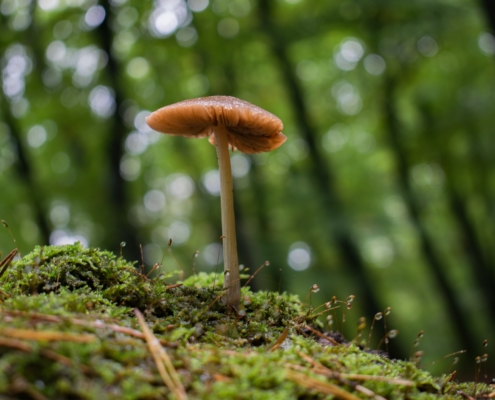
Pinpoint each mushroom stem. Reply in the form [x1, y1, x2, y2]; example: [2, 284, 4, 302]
[213, 124, 240, 309]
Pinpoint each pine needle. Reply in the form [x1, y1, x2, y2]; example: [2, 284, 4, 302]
[134, 309, 188, 400]
[285, 369, 361, 400]
[304, 324, 339, 346]
[270, 327, 290, 352]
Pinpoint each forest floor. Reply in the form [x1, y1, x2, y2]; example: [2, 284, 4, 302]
[0, 243, 491, 399]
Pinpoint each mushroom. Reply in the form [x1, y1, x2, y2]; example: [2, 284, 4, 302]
[146, 96, 286, 309]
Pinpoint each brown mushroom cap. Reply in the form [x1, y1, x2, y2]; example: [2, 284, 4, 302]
[145, 95, 286, 154]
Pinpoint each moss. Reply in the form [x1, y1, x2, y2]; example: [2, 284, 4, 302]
[0, 243, 492, 399]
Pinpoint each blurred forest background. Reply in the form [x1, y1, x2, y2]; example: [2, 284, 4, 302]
[1, 0, 495, 375]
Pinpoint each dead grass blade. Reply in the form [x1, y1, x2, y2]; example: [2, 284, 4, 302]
[0, 328, 96, 343]
[1, 309, 177, 347]
[296, 350, 411, 399]
[40, 348, 92, 374]
[0, 336, 32, 352]
[340, 373, 414, 387]
[9, 375, 48, 400]
[0, 336, 92, 374]
[134, 309, 188, 400]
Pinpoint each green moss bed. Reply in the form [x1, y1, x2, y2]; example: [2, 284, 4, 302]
[0, 243, 491, 399]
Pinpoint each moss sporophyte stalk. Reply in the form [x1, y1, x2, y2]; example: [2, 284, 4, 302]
[0, 243, 492, 399]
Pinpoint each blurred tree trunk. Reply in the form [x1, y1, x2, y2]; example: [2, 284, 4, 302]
[420, 103, 495, 319]
[477, 0, 495, 217]
[382, 76, 478, 357]
[462, 111, 495, 266]
[479, 0, 495, 240]
[0, 6, 52, 247]
[480, 0, 495, 35]
[246, 158, 288, 290]
[257, 0, 384, 327]
[0, 98, 51, 246]
[96, 0, 141, 262]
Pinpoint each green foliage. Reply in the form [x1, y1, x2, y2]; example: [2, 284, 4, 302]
[0, 244, 492, 399]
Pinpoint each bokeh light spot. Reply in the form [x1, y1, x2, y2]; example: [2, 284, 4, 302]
[20, 219, 39, 243]
[53, 20, 73, 39]
[187, 74, 209, 96]
[133, 110, 152, 134]
[50, 202, 70, 227]
[50, 230, 88, 247]
[88, 85, 116, 118]
[169, 221, 191, 244]
[322, 125, 349, 153]
[125, 131, 149, 155]
[51, 152, 70, 173]
[352, 131, 375, 154]
[478, 32, 495, 55]
[231, 154, 251, 178]
[27, 125, 47, 148]
[117, 7, 138, 28]
[331, 81, 362, 116]
[120, 156, 141, 181]
[228, 0, 250, 17]
[143, 243, 162, 265]
[152, 11, 179, 37]
[417, 36, 438, 57]
[126, 57, 150, 79]
[288, 242, 311, 271]
[296, 60, 318, 81]
[188, 0, 209, 12]
[340, 38, 364, 62]
[217, 17, 239, 38]
[202, 170, 220, 196]
[364, 54, 386, 75]
[144, 189, 166, 212]
[38, 0, 60, 11]
[1, 0, 17, 15]
[202, 242, 223, 267]
[176, 27, 198, 47]
[11, 98, 30, 118]
[363, 237, 394, 268]
[84, 5, 106, 29]
[168, 174, 195, 199]
[286, 139, 309, 161]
